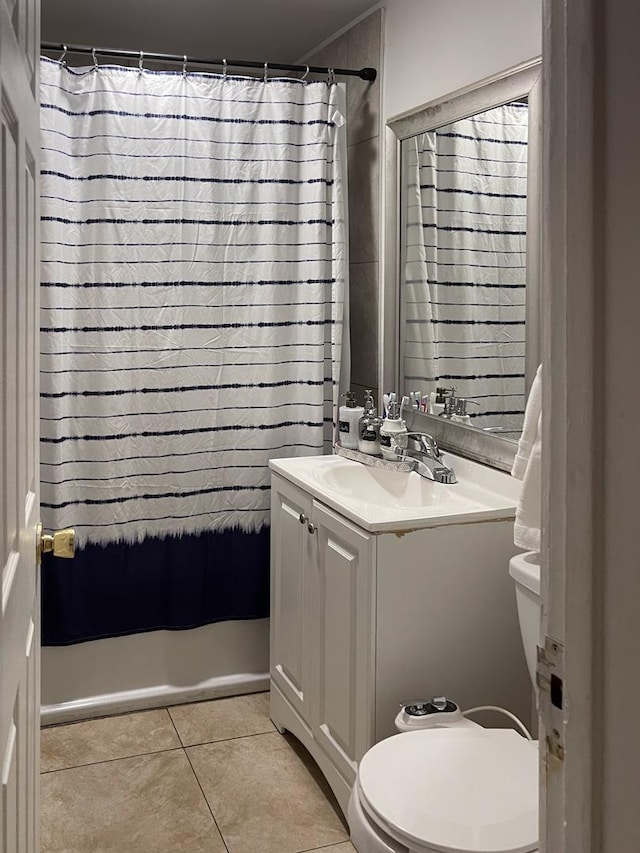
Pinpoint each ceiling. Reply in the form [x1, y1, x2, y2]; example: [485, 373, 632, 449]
[41, 0, 380, 66]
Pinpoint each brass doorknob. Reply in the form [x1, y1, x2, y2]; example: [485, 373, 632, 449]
[36, 523, 76, 563]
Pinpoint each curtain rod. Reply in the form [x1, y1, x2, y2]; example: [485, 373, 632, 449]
[40, 42, 377, 81]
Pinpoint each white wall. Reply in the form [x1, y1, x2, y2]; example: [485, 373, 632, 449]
[382, 0, 542, 119]
[600, 0, 640, 846]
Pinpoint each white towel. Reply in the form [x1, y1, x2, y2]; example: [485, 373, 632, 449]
[511, 365, 542, 551]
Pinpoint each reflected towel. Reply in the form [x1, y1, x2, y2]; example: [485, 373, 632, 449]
[511, 365, 542, 551]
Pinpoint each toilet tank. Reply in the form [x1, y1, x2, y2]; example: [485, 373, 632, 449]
[508, 551, 541, 688]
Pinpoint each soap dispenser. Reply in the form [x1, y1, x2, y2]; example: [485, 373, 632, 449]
[338, 391, 364, 450]
[451, 396, 479, 425]
[429, 387, 450, 417]
[379, 400, 408, 460]
[358, 390, 382, 456]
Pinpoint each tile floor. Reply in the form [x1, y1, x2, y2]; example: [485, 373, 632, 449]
[40, 692, 356, 853]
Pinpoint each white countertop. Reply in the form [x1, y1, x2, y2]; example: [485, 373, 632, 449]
[269, 452, 520, 533]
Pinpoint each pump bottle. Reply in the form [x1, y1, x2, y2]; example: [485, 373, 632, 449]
[379, 400, 408, 460]
[337, 391, 364, 450]
[358, 390, 382, 456]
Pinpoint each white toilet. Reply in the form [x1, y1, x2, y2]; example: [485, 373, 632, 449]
[348, 551, 541, 853]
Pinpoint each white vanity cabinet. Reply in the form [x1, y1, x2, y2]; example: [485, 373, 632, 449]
[269, 477, 315, 725]
[269, 459, 531, 819]
[270, 476, 375, 792]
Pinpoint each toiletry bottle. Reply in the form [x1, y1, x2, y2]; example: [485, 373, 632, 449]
[429, 387, 451, 417]
[358, 390, 382, 456]
[379, 400, 409, 460]
[338, 391, 364, 450]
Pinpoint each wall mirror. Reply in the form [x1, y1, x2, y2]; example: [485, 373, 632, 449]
[383, 59, 542, 470]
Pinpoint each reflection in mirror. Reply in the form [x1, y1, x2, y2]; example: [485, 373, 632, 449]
[400, 99, 529, 438]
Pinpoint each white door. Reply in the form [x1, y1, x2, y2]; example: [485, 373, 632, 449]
[541, 2, 602, 851]
[1, 0, 41, 849]
[269, 476, 315, 722]
[312, 501, 374, 786]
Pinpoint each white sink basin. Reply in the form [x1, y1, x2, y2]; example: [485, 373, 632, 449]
[269, 453, 521, 533]
[315, 461, 455, 509]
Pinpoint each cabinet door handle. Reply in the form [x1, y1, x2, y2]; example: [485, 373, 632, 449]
[299, 513, 308, 525]
[307, 522, 317, 534]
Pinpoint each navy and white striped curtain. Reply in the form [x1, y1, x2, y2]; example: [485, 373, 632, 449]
[39, 57, 348, 643]
[402, 101, 528, 434]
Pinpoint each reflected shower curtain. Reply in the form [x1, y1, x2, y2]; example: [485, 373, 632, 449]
[402, 102, 528, 433]
[39, 57, 347, 643]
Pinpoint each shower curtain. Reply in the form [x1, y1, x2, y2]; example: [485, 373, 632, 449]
[39, 57, 347, 644]
[402, 101, 528, 434]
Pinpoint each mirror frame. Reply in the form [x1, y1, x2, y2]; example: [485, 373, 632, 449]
[382, 58, 542, 471]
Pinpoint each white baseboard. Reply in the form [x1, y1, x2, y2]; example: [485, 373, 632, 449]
[41, 672, 269, 726]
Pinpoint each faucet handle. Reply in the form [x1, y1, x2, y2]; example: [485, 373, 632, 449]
[406, 432, 441, 458]
[423, 434, 439, 455]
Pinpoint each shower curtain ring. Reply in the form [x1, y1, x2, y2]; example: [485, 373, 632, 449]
[59, 44, 67, 67]
[327, 67, 336, 86]
[300, 65, 309, 83]
[182, 55, 188, 77]
[263, 62, 268, 83]
[139, 51, 144, 74]
[222, 59, 227, 80]
[92, 48, 99, 72]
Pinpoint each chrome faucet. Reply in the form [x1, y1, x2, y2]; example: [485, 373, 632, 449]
[389, 431, 457, 484]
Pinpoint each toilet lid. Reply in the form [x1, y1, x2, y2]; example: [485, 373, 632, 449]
[358, 728, 538, 853]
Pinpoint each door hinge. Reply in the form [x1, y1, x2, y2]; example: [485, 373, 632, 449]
[537, 636, 565, 762]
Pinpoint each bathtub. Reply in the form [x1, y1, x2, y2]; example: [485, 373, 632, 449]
[41, 619, 270, 725]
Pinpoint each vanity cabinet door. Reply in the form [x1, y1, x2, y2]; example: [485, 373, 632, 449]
[270, 476, 314, 723]
[311, 501, 375, 786]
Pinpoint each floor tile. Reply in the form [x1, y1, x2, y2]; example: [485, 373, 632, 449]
[188, 732, 349, 853]
[41, 709, 181, 772]
[169, 691, 275, 747]
[40, 749, 226, 853]
[303, 844, 356, 852]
